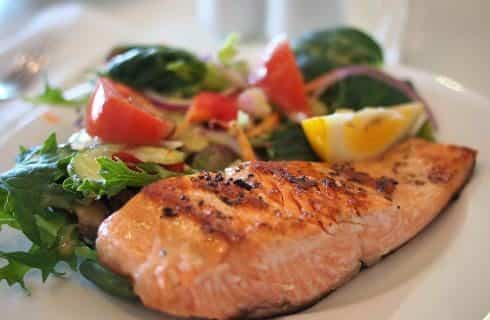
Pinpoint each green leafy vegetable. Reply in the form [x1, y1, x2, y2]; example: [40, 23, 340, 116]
[0, 134, 140, 294]
[105, 38, 248, 94]
[0, 247, 63, 284]
[201, 63, 231, 91]
[106, 46, 207, 97]
[79, 259, 137, 300]
[218, 33, 239, 65]
[0, 254, 32, 291]
[97, 158, 165, 196]
[319, 76, 412, 111]
[26, 82, 88, 107]
[0, 134, 83, 289]
[0, 134, 75, 245]
[293, 27, 383, 81]
[202, 34, 248, 92]
[64, 157, 183, 199]
[254, 123, 319, 161]
[416, 121, 436, 141]
[74, 245, 97, 261]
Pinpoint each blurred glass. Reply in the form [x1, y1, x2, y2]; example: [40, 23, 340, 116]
[265, 0, 408, 65]
[196, 0, 265, 41]
[347, 0, 408, 65]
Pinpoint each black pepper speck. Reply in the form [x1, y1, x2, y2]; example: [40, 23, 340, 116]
[162, 207, 177, 217]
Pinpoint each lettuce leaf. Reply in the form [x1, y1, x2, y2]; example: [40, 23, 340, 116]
[26, 82, 88, 107]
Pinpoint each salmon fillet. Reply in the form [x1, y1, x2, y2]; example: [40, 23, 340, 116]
[96, 138, 476, 319]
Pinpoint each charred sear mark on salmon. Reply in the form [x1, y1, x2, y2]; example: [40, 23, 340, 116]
[251, 162, 319, 191]
[200, 209, 243, 242]
[191, 171, 268, 210]
[375, 176, 398, 195]
[286, 175, 318, 190]
[331, 163, 398, 197]
[233, 179, 256, 191]
[162, 207, 178, 218]
[220, 195, 243, 206]
[428, 165, 454, 184]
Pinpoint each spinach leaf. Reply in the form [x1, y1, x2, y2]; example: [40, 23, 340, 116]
[319, 75, 412, 111]
[106, 46, 206, 97]
[293, 27, 383, 81]
[254, 123, 319, 161]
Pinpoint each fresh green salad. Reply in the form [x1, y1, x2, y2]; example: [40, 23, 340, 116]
[0, 27, 435, 298]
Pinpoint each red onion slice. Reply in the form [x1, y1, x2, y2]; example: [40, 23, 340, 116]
[144, 90, 191, 112]
[199, 127, 240, 155]
[305, 66, 437, 129]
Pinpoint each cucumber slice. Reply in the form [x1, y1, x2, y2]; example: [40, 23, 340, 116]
[125, 146, 185, 164]
[68, 145, 121, 181]
[69, 145, 186, 181]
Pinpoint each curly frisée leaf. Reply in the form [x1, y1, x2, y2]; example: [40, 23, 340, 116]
[97, 158, 163, 196]
[0, 255, 31, 291]
[64, 157, 179, 199]
[0, 134, 76, 245]
[0, 134, 84, 290]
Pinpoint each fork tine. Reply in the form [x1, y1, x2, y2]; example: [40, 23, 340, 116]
[3, 68, 28, 83]
[0, 45, 46, 100]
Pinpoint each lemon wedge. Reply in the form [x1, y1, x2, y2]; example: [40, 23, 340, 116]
[302, 102, 426, 162]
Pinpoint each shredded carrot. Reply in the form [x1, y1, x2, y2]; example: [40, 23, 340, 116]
[230, 123, 257, 161]
[246, 112, 280, 138]
[41, 111, 61, 124]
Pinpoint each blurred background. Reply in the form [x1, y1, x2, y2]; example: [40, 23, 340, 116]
[0, 0, 488, 97]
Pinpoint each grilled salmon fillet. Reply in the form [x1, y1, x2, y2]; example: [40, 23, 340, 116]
[96, 138, 476, 319]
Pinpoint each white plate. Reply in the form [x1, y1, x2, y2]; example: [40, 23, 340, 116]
[0, 65, 489, 320]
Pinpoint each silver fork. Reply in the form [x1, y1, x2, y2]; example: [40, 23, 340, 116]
[0, 50, 48, 102]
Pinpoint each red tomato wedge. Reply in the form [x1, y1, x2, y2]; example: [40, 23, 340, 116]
[252, 38, 312, 119]
[112, 151, 184, 172]
[186, 92, 238, 123]
[163, 162, 185, 173]
[85, 78, 174, 145]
